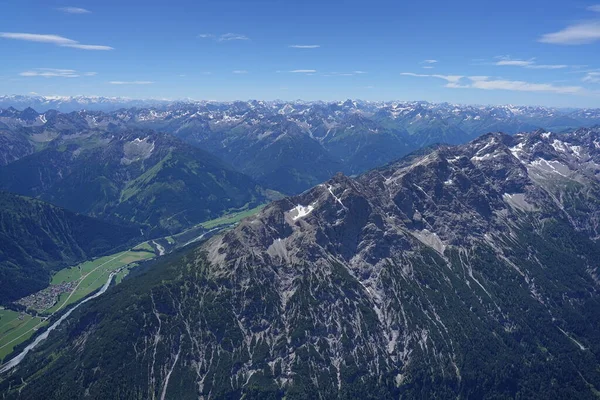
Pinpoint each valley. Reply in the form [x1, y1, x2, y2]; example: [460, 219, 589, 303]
[0, 203, 266, 365]
[0, 249, 154, 361]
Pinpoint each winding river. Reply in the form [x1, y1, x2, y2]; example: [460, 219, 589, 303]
[0, 272, 117, 374]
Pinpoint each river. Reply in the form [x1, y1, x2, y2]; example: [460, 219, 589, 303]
[0, 271, 117, 374]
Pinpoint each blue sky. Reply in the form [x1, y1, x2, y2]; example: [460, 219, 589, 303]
[1, 0, 600, 107]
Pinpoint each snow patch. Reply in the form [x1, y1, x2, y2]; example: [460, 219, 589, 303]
[528, 158, 571, 177]
[327, 185, 346, 208]
[287, 204, 315, 221]
[509, 142, 526, 159]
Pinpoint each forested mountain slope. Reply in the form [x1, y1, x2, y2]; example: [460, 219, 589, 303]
[0, 191, 139, 304]
[3, 128, 600, 398]
[0, 127, 267, 235]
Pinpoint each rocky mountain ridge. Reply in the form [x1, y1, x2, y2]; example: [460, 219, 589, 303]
[2, 101, 600, 194]
[4, 128, 600, 398]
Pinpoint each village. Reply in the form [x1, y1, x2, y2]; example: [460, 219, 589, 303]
[16, 280, 78, 313]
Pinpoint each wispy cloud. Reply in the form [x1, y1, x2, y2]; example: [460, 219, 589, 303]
[0, 32, 113, 50]
[421, 59, 438, 64]
[400, 72, 463, 83]
[422, 66, 434, 69]
[109, 81, 153, 85]
[219, 33, 249, 41]
[19, 68, 96, 78]
[57, 7, 91, 14]
[63, 44, 112, 50]
[290, 69, 317, 73]
[463, 78, 583, 94]
[199, 33, 250, 42]
[323, 71, 367, 76]
[588, 4, 600, 12]
[494, 57, 568, 69]
[401, 72, 584, 94]
[232, 70, 248, 74]
[583, 72, 600, 83]
[539, 21, 600, 45]
[495, 59, 534, 67]
[289, 44, 320, 48]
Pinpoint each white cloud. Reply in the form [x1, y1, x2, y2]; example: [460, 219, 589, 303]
[109, 81, 154, 85]
[465, 78, 582, 94]
[400, 72, 463, 83]
[528, 64, 569, 69]
[219, 33, 249, 41]
[469, 76, 490, 82]
[0, 33, 75, 45]
[494, 57, 568, 69]
[583, 72, 600, 83]
[539, 21, 600, 45]
[401, 72, 584, 94]
[422, 66, 434, 69]
[323, 71, 367, 76]
[496, 59, 534, 67]
[62, 43, 112, 50]
[290, 69, 317, 73]
[199, 33, 249, 42]
[0, 32, 113, 50]
[588, 5, 600, 12]
[58, 7, 91, 14]
[421, 59, 438, 64]
[19, 68, 96, 78]
[232, 70, 248, 74]
[289, 44, 320, 48]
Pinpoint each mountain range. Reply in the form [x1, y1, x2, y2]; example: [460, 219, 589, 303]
[0, 115, 268, 235]
[3, 128, 600, 398]
[2, 99, 600, 194]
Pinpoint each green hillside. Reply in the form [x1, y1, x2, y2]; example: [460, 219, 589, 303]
[0, 191, 139, 304]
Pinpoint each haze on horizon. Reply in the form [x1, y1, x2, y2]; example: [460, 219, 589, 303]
[1, 0, 600, 108]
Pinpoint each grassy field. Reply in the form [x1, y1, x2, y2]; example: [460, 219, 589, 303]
[200, 204, 266, 229]
[0, 309, 47, 361]
[45, 249, 155, 315]
[0, 249, 155, 362]
[133, 241, 154, 252]
[114, 263, 139, 284]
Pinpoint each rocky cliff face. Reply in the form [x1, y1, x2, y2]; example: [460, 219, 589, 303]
[4, 129, 600, 399]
